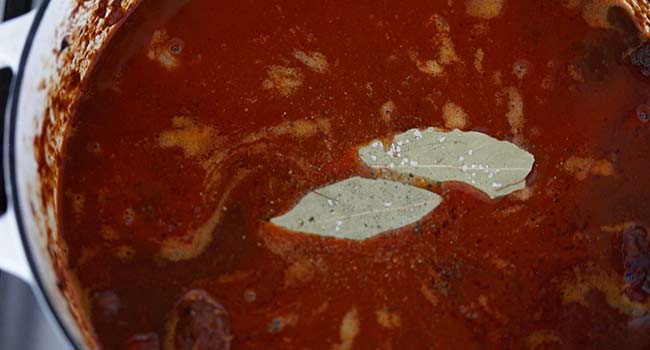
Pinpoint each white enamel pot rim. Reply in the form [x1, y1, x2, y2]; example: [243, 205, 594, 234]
[0, 2, 80, 349]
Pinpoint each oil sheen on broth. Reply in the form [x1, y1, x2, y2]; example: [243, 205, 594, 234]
[60, 0, 650, 349]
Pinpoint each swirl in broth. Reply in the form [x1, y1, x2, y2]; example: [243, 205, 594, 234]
[60, 0, 650, 349]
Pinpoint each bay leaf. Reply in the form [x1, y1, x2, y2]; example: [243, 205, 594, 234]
[271, 177, 442, 240]
[358, 128, 535, 199]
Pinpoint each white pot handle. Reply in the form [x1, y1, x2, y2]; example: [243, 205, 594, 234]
[0, 11, 35, 70]
[0, 10, 37, 283]
[0, 212, 31, 282]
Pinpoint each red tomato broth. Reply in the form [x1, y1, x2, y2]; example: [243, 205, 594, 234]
[59, 0, 650, 349]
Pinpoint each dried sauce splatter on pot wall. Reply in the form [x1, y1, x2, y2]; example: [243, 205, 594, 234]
[59, 0, 650, 349]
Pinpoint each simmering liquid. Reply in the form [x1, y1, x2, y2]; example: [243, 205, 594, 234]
[60, 0, 650, 349]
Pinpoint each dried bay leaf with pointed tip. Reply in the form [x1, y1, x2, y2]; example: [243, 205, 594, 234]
[358, 128, 535, 199]
[271, 177, 442, 240]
